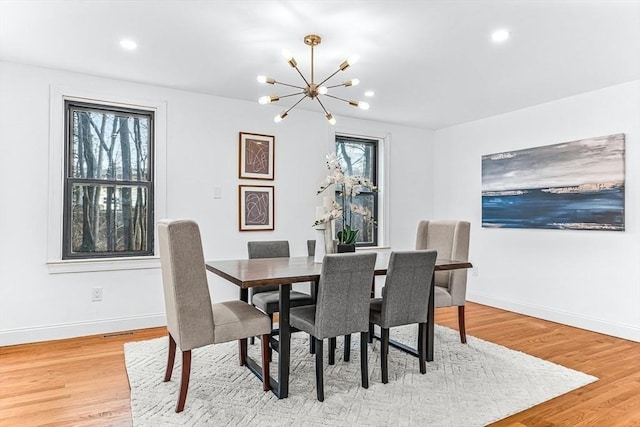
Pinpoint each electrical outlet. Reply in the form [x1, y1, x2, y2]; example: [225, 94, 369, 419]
[91, 287, 103, 302]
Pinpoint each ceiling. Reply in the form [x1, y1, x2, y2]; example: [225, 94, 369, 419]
[1, 1, 638, 130]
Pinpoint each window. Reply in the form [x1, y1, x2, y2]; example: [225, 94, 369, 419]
[63, 101, 154, 259]
[335, 135, 378, 247]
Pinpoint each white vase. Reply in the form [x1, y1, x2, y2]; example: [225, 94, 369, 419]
[323, 226, 334, 254]
[314, 228, 326, 263]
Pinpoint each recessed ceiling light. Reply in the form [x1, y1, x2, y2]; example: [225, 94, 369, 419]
[364, 90, 375, 97]
[491, 29, 510, 43]
[120, 39, 137, 50]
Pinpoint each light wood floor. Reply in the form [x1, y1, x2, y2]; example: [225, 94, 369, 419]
[1, 302, 639, 426]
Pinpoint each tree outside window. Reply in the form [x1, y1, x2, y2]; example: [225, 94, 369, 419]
[63, 101, 154, 259]
[335, 135, 378, 246]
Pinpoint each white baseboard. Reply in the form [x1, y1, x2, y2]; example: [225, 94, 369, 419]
[467, 292, 640, 343]
[0, 314, 167, 347]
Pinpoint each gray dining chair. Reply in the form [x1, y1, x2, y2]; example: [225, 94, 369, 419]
[158, 220, 271, 412]
[415, 220, 471, 343]
[369, 250, 438, 383]
[248, 241, 315, 347]
[290, 252, 377, 402]
[307, 239, 316, 258]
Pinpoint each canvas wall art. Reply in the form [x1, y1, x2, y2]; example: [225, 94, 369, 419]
[482, 134, 625, 231]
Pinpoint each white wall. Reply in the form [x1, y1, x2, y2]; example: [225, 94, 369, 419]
[433, 81, 640, 342]
[0, 61, 433, 345]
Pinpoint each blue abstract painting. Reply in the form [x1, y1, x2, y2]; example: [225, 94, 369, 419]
[482, 134, 625, 231]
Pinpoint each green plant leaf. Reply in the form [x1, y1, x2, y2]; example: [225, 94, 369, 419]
[338, 224, 359, 244]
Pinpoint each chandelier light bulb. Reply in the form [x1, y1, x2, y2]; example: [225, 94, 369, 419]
[258, 96, 271, 105]
[282, 49, 298, 67]
[358, 101, 370, 110]
[350, 78, 360, 86]
[274, 111, 288, 123]
[347, 54, 360, 66]
[318, 86, 328, 95]
[257, 75, 275, 84]
[326, 113, 336, 125]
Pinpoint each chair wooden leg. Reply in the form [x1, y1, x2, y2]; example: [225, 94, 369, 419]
[381, 327, 389, 384]
[329, 337, 336, 365]
[360, 332, 369, 389]
[310, 335, 315, 354]
[344, 334, 351, 362]
[418, 323, 427, 374]
[458, 305, 467, 344]
[260, 333, 271, 391]
[176, 350, 191, 413]
[164, 334, 177, 382]
[239, 338, 247, 366]
[315, 338, 324, 402]
[368, 322, 374, 343]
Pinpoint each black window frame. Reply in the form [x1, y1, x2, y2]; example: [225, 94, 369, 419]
[335, 134, 379, 247]
[63, 100, 155, 259]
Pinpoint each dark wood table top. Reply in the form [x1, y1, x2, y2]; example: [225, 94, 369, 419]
[205, 253, 472, 289]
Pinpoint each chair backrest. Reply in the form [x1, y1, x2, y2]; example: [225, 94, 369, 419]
[248, 240, 290, 294]
[379, 250, 437, 328]
[158, 219, 214, 351]
[314, 252, 377, 339]
[415, 220, 470, 305]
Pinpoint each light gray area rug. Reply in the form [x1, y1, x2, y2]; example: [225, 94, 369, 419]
[124, 325, 596, 426]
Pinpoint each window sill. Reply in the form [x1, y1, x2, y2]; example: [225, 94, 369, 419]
[47, 256, 161, 274]
[356, 246, 391, 252]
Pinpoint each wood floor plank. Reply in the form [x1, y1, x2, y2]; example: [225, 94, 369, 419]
[1, 304, 639, 426]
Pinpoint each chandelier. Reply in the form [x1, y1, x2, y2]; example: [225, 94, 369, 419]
[257, 34, 369, 125]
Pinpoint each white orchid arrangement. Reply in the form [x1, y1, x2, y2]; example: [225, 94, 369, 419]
[313, 152, 376, 244]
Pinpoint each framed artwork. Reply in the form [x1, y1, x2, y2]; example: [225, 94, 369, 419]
[239, 185, 274, 231]
[239, 132, 274, 180]
[482, 133, 625, 231]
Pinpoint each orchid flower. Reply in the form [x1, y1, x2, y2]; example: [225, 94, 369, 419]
[314, 153, 377, 244]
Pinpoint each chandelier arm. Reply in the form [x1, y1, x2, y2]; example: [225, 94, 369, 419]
[323, 93, 352, 104]
[291, 65, 311, 87]
[315, 97, 331, 115]
[283, 94, 308, 115]
[325, 83, 348, 89]
[317, 68, 343, 87]
[275, 81, 306, 90]
[277, 91, 306, 99]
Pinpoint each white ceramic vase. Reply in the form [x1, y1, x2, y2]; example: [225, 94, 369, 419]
[314, 227, 326, 263]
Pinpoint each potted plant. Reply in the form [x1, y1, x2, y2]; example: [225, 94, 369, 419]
[313, 153, 375, 252]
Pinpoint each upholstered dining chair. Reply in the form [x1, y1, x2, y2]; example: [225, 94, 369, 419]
[415, 220, 471, 343]
[307, 239, 316, 258]
[369, 250, 438, 383]
[248, 241, 315, 347]
[158, 220, 271, 413]
[290, 252, 377, 402]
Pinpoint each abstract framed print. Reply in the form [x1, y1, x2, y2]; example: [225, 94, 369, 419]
[239, 185, 274, 231]
[239, 132, 274, 180]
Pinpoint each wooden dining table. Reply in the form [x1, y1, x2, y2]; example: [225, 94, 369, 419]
[205, 252, 472, 399]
